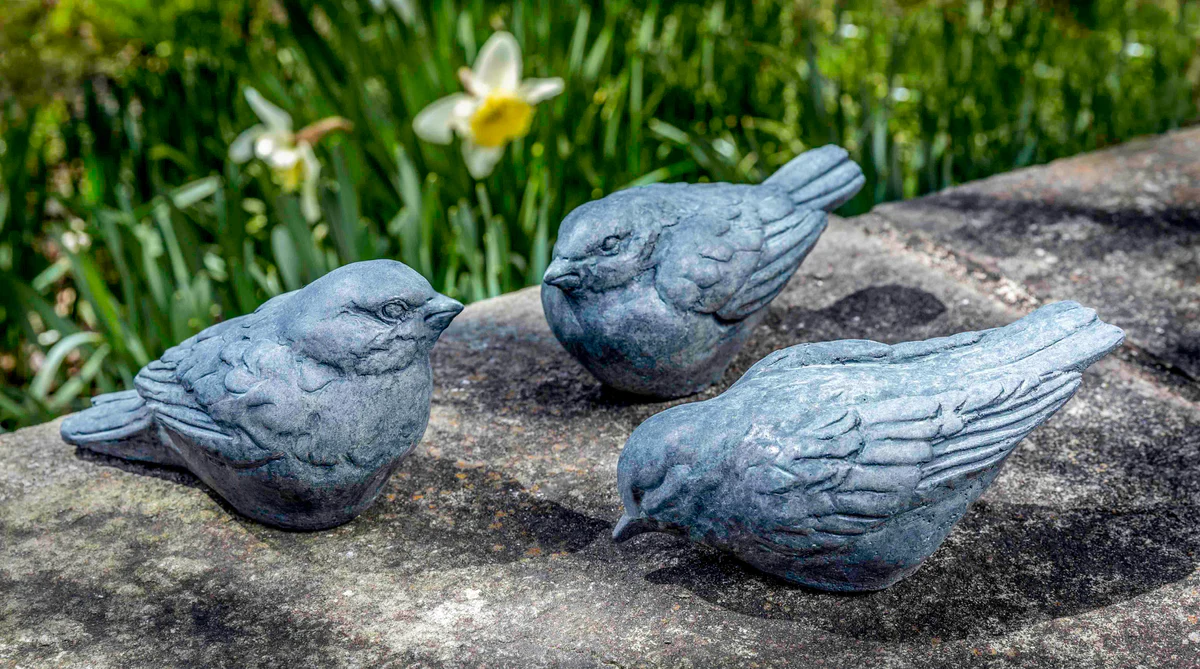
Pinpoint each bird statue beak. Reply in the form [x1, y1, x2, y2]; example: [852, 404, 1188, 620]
[424, 296, 464, 332]
[543, 259, 582, 292]
[612, 513, 654, 542]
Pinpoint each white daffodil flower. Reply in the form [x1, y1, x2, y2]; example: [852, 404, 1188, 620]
[229, 88, 351, 223]
[412, 31, 564, 179]
[368, 0, 415, 26]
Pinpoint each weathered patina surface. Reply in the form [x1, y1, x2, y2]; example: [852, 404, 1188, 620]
[58, 260, 463, 530]
[612, 301, 1125, 592]
[3, 128, 1199, 667]
[541, 145, 863, 398]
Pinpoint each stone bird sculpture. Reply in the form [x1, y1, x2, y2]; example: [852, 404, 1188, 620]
[613, 301, 1124, 591]
[542, 145, 865, 399]
[60, 260, 463, 530]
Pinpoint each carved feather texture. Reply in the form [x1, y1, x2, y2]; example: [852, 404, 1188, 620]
[739, 371, 1081, 556]
[739, 300, 1123, 385]
[652, 187, 828, 322]
[133, 304, 287, 468]
[762, 145, 867, 212]
[617, 301, 1125, 582]
[60, 260, 461, 531]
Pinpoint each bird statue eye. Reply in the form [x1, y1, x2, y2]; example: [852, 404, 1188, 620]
[379, 301, 411, 323]
[600, 235, 621, 255]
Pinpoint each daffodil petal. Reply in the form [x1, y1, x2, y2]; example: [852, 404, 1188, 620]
[457, 67, 483, 97]
[414, 93, 475, 144]
[244, 87, 293, 133]
[473, 31, 522, 94]
[300, 143, 322, 223]
[451, 97, 480, 127]
[263, 145, 302, 170]
[462, 141, 505, 179]
[254, 135, 277, 160]
[519, 77, 565, 104]
[229, 124, 265, 163]
[301, 142, 321, 178]
[301, 186, 321, 223]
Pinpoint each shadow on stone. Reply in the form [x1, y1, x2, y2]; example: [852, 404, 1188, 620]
[811, 283, 947, 330]
[1166, 331, 1200, 383]
[74, 447, 611, 569]
[74, 446, 204, 489]
[641, 501, 1199, 642]
[902, 192, 1200, 258]
[767, 284, 948, 337]
[889, 192, 1200, 382]
[73, 446, 252, 522]
[0, 546, 361, 665]
[455, 284, 955, 418]
[433, 343, 681, 428]
[241, 455, 612, 572]
[730, 284, 955, 383]
[370, 455, 611, 564]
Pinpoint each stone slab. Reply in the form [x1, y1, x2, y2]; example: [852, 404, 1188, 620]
[4, 142, 1200, 667]
[871, 126, 1200, 382]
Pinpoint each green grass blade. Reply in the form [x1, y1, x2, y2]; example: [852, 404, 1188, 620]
[29, 331, 104, 401]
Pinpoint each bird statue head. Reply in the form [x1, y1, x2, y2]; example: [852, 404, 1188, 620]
[280, 260, 463, 375]
[613, 401, 708, 542]
[543, 188, 676, 296]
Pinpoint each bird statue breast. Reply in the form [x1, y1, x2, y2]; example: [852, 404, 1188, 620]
[613, 301, 1125, 591]
[542, 145, 865, 399]
[60, 260, 463, 530]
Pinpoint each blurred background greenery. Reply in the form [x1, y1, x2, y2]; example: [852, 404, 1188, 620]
[1, 0, 1197, 430]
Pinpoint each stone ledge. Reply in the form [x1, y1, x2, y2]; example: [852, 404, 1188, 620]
[3, 134, 1200, 667]
[872, 126, 1200, 383]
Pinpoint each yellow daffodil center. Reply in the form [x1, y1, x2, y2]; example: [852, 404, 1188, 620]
[469, 94, 533, 147]
[276, 160, 306, 192]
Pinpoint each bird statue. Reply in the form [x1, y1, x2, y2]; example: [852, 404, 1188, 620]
[60, 260, 463, 530]
[612, 301, 1124, 591]
[541, 145, 865, 399]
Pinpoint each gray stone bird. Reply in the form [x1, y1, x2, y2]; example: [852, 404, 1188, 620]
[613, 301, 1124, 591]
[542, 146, 865, 398]
[60, 260, 463, 530]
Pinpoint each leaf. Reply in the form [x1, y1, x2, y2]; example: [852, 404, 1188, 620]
[276, 194, 325, 284]
[153, 203, 193, 290]
[170, 176, 221, 210]
[48, 343, 112, 411]
[29, 331, 104, 401]
[271, 225, 302, 292]
[30, 258, 70, 293]
[567, 7, 592, 77]
[583, 26, 613, 81]
[394, 145, 422, 211]
[619, 160, 697, 190]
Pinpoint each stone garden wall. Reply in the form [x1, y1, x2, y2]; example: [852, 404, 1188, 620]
[2, 128, 1199, 668]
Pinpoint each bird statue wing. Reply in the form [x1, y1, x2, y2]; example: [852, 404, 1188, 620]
[733, 330, 989, 388]
[736, 301, 1124, 389]
[133, 297, 302, 468]
[653, 187, 827, 321]
[740, 370, 1081, 556]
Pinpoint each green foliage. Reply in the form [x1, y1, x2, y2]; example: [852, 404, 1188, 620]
[1, 0, 1198, 430]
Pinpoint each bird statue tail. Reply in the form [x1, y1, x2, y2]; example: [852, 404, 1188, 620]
[950, 301, 1126, 380]
[60, 390, 182, 467]
[763, 145, 866, 212]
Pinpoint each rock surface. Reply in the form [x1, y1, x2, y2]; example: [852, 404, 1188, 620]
[872, 126, 1200, 384]
[3, 129, 1200, 667]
